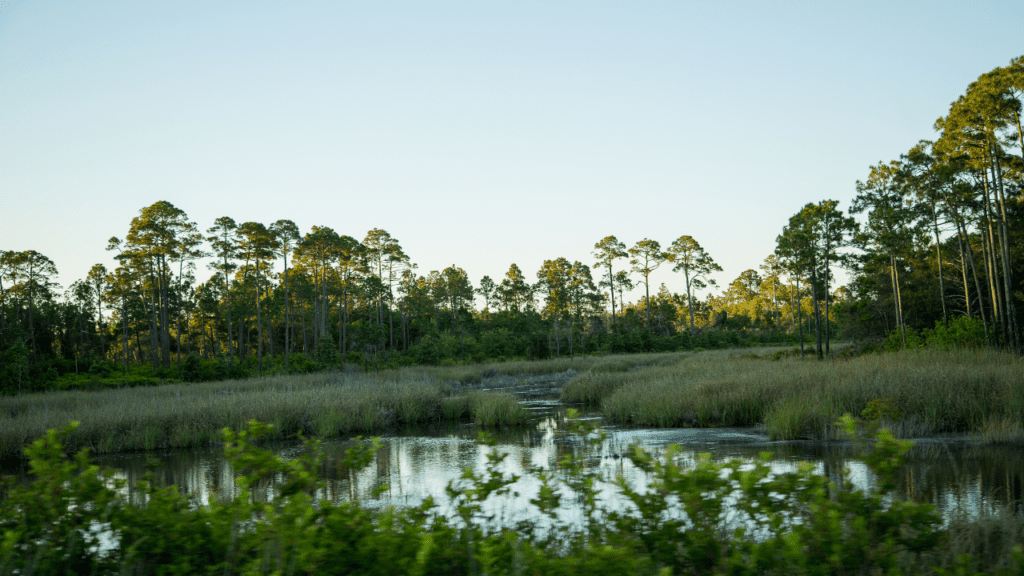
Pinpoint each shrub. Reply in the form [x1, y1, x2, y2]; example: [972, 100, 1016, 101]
[180, 353, 203, 382]
[3, 417, 1024, 575]
[924, 316, 987, 350]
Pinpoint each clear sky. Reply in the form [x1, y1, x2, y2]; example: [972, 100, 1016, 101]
[2, 0, 1022, 306]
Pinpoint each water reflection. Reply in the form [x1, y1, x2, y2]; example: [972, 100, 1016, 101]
[70, 411, 1024, 527]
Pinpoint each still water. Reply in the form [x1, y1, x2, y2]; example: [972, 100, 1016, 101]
[62, 398, 1024, 528]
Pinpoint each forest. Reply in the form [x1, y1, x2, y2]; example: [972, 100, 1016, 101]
[1, 56, 1021, 392]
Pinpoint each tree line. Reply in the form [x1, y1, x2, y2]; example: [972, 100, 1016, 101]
[1, 56, 1021, 390]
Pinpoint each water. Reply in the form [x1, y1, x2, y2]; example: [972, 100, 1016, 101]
[51, 400, 1019, 528]
[4, 387, 1022, 526]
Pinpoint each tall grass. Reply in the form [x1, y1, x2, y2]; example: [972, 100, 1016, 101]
[599, 348, 1024, 440]
[560, 348, 790, 406]
[397, 350, 700, 386]
[466, 390, 529, 426]
[0, 371, 529, 457]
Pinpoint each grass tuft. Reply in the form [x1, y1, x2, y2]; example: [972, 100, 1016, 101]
[467, 390, 529, 427]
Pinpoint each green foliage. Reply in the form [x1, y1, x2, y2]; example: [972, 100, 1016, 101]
[3, 417, 1024, 574]
[861, 397, 903, 423]
[884, 316, 988, 352]
[312, 333, 338, 368]
[883, 326, 926, 351]
[924, 316, 988, 350]
[0, 422, 124, 574]
[181, 352, 203, 382]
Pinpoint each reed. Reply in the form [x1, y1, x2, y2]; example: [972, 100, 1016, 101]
[941, 503, 1024, 571]
[561, 371, 637, 405]
[600, 348, 1024, 440]
[1, 353, 608, 456]
[0, 371, 455, 457]
[560, 348, 788, 407]
[467, 390, 529, 427]
[396, 350, 697, 385]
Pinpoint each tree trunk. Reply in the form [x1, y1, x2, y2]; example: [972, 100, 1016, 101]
[96, 289, 105, 362]
[148, 291, 160, 369]
[795, 279, 805, 358]
[569, 317, 574, 360]
[302, 306, 308, 360]
[388, 279, 395, 353]
[773, 278, 780, 331]
[266, 281, 273, 360]
[343, 287, 348, 362]
[239, 319, 244, 366]
[685, 271, 696, 336]
[894, 256, 906, 347]
[930, 205, 948, 329]
[136, 314, 146, 367]
[121, 299, 128, 376]
[789, 281, 796, 336]
[176, 260, 184, 375]
[159, 260, 171, 369]
[644, 276, 651, 331]
[224, 263, 234, 364]
[992, 149, 1019, 352]
[608, 268, 617, 325]
[889, 255, 903, 348]
[256, 260, 263, 373]
[956, 224, 971, 318]
[823, 255, 831, 357]
[811, 267, 823, 360]
[26, 262, 35, 353]
[322, 266, 329, 341]
[981, 171, 1004, 345]
[554, 321, 560, 358]
[312, 269, 320, 350]
[963, 225, 992, 348]
[283, 252, 290, 372]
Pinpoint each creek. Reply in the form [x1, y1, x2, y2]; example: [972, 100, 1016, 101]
[90, 400, 1024, 528]
[5, 375, 1023, 528]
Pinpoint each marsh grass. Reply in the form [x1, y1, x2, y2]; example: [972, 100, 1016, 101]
[561, 372, 636, 404]
[943, 503, 1024, 571]
[0, 371, 531, 457]
[399, 350, 696, 386]
[600, 348, 1024, 440]
[560, 348, 788, 407]
[466, 390, 529, 426]
[978, 417, 1024, 444]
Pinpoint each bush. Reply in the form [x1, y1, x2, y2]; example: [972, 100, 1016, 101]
[884, 316, 988, 352]
[924, 316, 987, 349]
[314, 334, 340, 367]
[5, 417, 1021, 575]
[180, 353, 203, 382]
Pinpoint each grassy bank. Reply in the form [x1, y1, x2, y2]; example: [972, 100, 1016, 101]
[0, 370, 532, 458]
[563, 347, 1024, 440]
[0, 350, 694, 458]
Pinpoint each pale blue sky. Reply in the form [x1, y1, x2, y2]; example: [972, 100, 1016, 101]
[2, 1, 1022, 305]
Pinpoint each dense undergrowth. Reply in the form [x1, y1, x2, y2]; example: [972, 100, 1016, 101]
[1, 415, 1022, 575]
[562, 348, 1024, 442]
[18, 326, 796, 395]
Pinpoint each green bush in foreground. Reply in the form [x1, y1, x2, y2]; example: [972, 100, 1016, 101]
[2, 415, 1023, 575]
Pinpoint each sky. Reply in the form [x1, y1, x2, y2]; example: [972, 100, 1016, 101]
[2, 0, 1022, 307]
